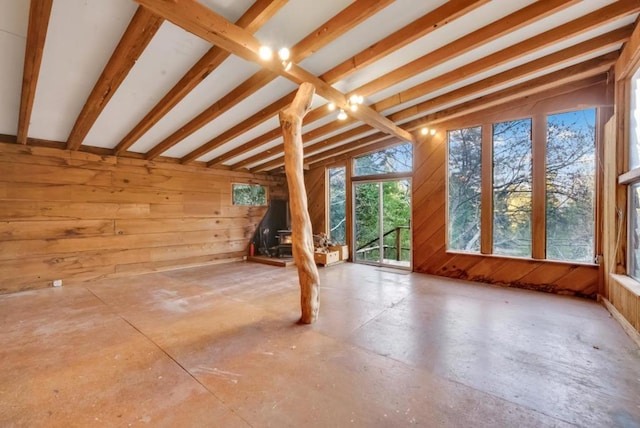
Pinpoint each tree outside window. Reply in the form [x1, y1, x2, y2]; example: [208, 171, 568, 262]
[232, 183, 267, 206]
[448, 126, 482, 252]
[493, 119, 533, 257]
[546, 108, 596, 263]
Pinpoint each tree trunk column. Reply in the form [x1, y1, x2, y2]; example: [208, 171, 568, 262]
[279, 82, 320, 324]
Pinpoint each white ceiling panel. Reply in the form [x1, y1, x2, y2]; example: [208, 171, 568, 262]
[29, 0, 137, 142]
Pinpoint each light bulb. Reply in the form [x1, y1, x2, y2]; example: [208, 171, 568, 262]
[421, 128, 428, 135]
[350, 103, 358, 112]
[357, 95, 364, 104]
[430, 129, 436, 136]
[337, 109, 347, 120]
[327, 103, 336, 111]
[278, 47, 290, 61]
[259, 45, 273, 60]
[349, 94, 359, 104]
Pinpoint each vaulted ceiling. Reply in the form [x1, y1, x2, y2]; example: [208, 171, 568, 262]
[1, 0, 638, 173]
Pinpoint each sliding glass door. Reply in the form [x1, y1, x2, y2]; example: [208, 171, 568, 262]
[354, 179, 411, 268]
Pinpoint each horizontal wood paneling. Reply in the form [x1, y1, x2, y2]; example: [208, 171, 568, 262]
[0, 142, 286, 293]
[609, 276, 640, 333]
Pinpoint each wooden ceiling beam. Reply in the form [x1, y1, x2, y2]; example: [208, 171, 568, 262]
[308, 72, 610, 171]
[318, 0, 490, 87]
[354, 0, 579, 98]
[229, 118, 363, 170]
[374, 2, 639, 113]
[113, 0, 287, 155]
[144, 0, 395, 160]
[387, 27, 631, 124]
[210, 0, 577, 168]
[264, 45, 622, 172]
[17, 0, 53, 145]
[305, 133, 392, 167]
[199, 0, 490, 167]
[66, 6, 163, 150]
[253, 19, 631, 168]
[309, 137, 402, 170]
[402, 54, 616, 132]
[251, 124, 374, 172]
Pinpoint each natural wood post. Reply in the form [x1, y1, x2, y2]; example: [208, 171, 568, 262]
[279, 82, 320, 324]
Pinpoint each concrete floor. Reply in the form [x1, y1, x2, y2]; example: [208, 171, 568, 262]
[1, 262, 639, 427]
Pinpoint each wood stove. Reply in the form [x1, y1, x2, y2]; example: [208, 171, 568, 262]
[276, 230, 292, 257]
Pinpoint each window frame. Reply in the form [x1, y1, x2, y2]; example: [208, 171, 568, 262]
[445, 109, 599, 265]
[231, 183, 268, 206]
[623, 65, 640, 281]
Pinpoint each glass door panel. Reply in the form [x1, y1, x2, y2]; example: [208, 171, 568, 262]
[354, 182, 380, 263]
[382, 180, 411, 267]
[354, 179, 411, 268]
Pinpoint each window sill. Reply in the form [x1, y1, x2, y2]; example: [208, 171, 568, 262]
[445, 250, 599, 267]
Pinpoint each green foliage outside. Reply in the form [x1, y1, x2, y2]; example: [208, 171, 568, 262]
[328, 167, 347, 244]
[232, 183, 267, 206]
[352, 144, 412, 264]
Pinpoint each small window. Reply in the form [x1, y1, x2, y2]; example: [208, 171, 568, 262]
[232, 183, 267, 206]
[447, 126, 482, 252]
[354, 142, 413, 176]
[493, 118, 532, 258]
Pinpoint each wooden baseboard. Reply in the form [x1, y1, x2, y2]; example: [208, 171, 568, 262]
[599, 296, 640, 349]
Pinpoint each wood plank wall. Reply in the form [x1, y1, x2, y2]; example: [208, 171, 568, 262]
[413, 81, 611, 297]
[0, 142, 286, 294]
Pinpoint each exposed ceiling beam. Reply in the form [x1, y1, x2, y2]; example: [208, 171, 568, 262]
[311, 56, 619, 169]
[374, 0, 639, 113]
[65, 6, 163, 150]
[403, 54, 616, 131]
[186, 0, 488, 166]
[17, 0, 53, 145]
[305, 133, 392, 167]
[388, 27, 630, 124]
[261, 50, 619, 173]
[139, 0, 482, 164]
[231, 118, 363, 170]
[309, 137, 402, 169]
[144, 0, 394, 160]
[321, 0, 490, 85]
[308, 73, 610, 171]
[356, 0, 579, 98]
[254, 124, 376, 172]
[113, 0, 288, 155]
[253, 9, 636, 171]
[216, 0, 578, 169]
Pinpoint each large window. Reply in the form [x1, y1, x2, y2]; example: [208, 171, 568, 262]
[546, 109, 596, 263]
[448, 126, 482, 252]
[446, 111, 598, 263]
[328, 166, 346, 244]
[354, 142, 413, 176]
[493, 119, 532, 257]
